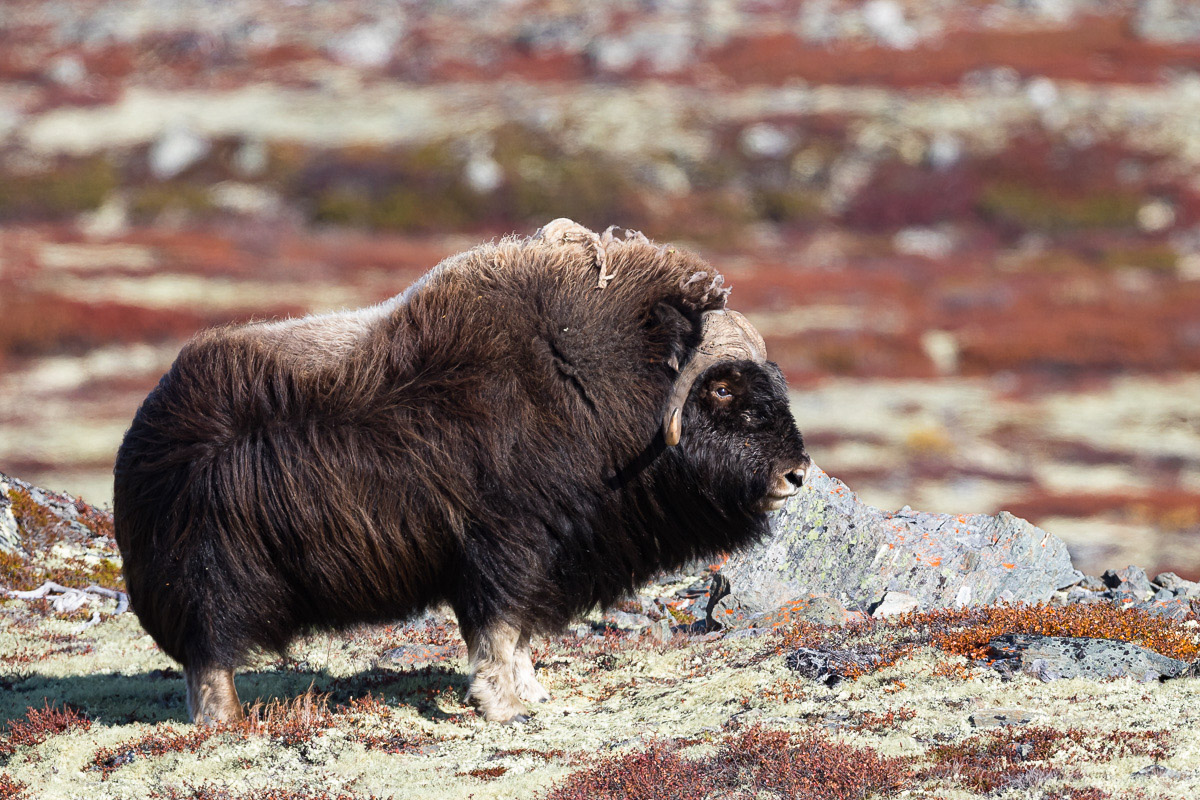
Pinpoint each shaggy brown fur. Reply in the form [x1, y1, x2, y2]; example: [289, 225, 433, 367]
[113, 227, 809, 724]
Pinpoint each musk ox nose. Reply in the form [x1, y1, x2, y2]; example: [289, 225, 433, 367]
[784, 465, 808, 489]
[759, 462, 810, 512]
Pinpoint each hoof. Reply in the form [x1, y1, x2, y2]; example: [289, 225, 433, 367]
[503, 713, 531, 725]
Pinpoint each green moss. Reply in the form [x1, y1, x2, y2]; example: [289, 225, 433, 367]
[1098, 245, 1178, 272]
[978, 182, 1142, 231]
[492, 125, 642, 227]
[0, 157, 117, 219]
[129, 183, 214, 221]
[750, 187, 823, 225]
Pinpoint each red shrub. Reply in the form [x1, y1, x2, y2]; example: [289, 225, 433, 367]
[0, 773, 28, 800]
[544, 725, 910, 800]
[0, 703, 91, 758]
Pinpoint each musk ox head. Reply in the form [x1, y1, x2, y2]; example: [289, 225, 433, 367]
[662, 308, 810, 516]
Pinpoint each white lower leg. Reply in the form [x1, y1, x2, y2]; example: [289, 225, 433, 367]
[463, 622, 528, 723]
[512, 629, 551, 704]
[185, 665, 244, 725]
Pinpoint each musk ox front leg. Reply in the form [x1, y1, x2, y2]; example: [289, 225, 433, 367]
[513, 627, 551, 705]
[460, 621, 529, 724]
[185, 665, 243, 725]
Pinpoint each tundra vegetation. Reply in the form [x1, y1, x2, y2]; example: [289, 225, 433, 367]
[2, 482, 1200, 799]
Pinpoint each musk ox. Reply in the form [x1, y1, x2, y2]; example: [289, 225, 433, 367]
[113, 219, 810, 725]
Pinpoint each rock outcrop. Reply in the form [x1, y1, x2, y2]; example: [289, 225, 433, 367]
[707, 465, 1082, 627]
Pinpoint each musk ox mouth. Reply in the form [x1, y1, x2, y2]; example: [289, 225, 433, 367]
[755, 463, 810, 513]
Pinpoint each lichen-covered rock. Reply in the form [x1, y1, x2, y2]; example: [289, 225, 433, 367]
[716, 465, 1082, 619]
[989, 633, 1198, 682]
[706, 590, 848, 630]
[0, 470, 101, 556]
[0, 475, 21, 553]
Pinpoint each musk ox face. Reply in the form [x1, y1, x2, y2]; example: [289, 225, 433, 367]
[677, 359, 810, 516]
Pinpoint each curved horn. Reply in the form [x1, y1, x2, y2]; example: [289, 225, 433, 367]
[662, 309, 767, 446]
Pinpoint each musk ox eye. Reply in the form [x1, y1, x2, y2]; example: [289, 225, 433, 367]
[712, 383, 733, 402]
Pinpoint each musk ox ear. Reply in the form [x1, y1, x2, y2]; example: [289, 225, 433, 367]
[662, 309, 768, 447]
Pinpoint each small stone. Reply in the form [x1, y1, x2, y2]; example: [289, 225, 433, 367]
[465, 153, 503, 194]
[1135, 597, 1193, 622]
[606, 610, 652, 630]
[647, 618, 672, 644]
[1067, 587, 1104, 605]
[1154, 572, 1200, 598]
[968, 708, 1037, 728]
[149, 126, 211, 181]
[1132, 763, 1182, 779]
[739, 123, 792, 159]
[47, 55, 87, 87]
[1079, 575, 1106, 591]
[330, 23, 399, 68]
[786, 647, 882, 687]
[862, 0, 918, 49]
[1103, 566, 1156, 599]
[871, 591, 920, 618]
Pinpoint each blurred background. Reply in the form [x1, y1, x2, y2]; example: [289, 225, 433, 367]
[0, 0, 1198, 579]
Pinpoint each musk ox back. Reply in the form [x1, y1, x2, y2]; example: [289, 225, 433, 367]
[113, 220, 810, 725]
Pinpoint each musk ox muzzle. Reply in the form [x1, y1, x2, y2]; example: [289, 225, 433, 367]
[113, 220, 809, 726]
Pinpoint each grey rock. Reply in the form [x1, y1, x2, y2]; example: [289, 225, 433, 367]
[0, 477, 20, 554]
[1153, 571, 1187, 591]
[1067, 587, 1105, 605]
[968, 708, 1038, 728]
[149, 126, 211, 180]
[1133, 596, 1193, 621]
[704, 579, 847, 630]
[0, 471, 100, 557]
[1079, 574, 1107, 592]
[717, 465, 1080, 616]
[605, 610, 652, 630]
[330, 23, 401, 69]
[1103, 566, 1156, 599]
[989, 634, 1197, 682]
[646, 618, 672, 644]
[1154, 572, 1200, 598]
[785, 647, 883, 687]
[1132, 763, 1183, 779]
[870, 590, 919, 618]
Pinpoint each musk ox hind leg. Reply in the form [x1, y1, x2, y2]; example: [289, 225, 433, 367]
[513, 627, 551, 704]
[185, 665, 244, 726]
[460, 621, 529, 724]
